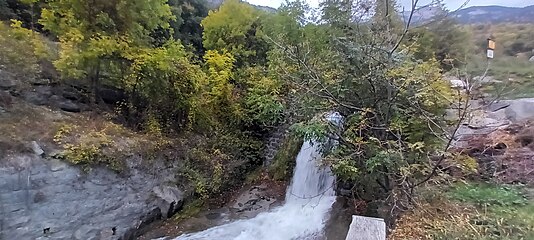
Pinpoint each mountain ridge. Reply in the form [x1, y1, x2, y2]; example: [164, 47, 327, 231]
[406, 4, 534, 24]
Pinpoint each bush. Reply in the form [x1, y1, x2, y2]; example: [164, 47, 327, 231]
[0, 22, 39, 79]
[179, 129, 264, 198]
[268, 135, 303, 181]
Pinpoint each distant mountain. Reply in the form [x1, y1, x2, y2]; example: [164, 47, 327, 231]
[205, 0, 276, 12]
[205, 0, 223, 9]
[455, 5, 534, 24]
[405, 5, 534, 24]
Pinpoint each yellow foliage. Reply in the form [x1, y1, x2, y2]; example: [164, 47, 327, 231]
[10, 19, 55, 60]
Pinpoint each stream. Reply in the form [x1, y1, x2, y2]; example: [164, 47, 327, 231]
[172, 140, 337, 240]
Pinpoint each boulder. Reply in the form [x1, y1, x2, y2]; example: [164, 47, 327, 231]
[29, 78, 51, 86]
[503, 98, 534, 122]
[152, 185, 184, 218]
[34, 85, 54, 98]
[62, 89, 81, 101]
[0, 69, 17, 89]
[487, 101, 510, 112]
[0, 154, 185, 240]
[31, 141, 45, 156]
[23, 91, 49, 105]
[449, 79, 467, 89]
[58, 100, 81, 113]
[50, 95, 81, 112]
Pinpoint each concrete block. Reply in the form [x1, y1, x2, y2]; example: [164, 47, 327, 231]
[345, 215, 386, 240]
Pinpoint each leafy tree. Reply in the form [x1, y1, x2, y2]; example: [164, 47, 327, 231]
[121, 40, 203, 131]
[241, 67, 284, 128]
[0, 0, 15, 20]
[168, 0, 208, 53]
[269, 0, 456, 209]
[1, 0, 41, 30]
[39, 0, 173, 102]
[201, 0, 269, 66]
[407, 2, 470, 70]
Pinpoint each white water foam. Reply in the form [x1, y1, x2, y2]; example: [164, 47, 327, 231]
[174, 140, 337, 240]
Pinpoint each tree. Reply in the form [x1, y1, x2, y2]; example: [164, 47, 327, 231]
[407, 1, 470, 70]
[268, 0, 456, 213]
[0, 0, 15, 21]
[39, 0, 173, 102]
[201, 0, 269, 66]
[168, 0, 208, 53]
[121, 40, 203, 131]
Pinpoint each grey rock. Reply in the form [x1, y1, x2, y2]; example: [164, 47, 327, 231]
[502, 98, 534, 122]
[58, 99, 81, 112]
[48, 158, 67, 172]
[487, 101, 510, 112]
[448, 78, 467, 89]
[23, 91, 49, 105]
[34, 85, 53, 98]
[152, 185, 184, 218]
[529, 56, 534, 62]
[0, 154, 183, 240]
[0, 70, 17, 90]
[62, 90, 80, 101]
[231, 185, 276, 218]
[29, 78, 51, 86]
[31, 141, 45, 156]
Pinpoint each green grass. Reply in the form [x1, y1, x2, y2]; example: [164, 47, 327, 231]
[435, 183, 534, 240]
[450, 183, 528, 207]
[468, 56, 534, 99]
[172, 199, 205, 223]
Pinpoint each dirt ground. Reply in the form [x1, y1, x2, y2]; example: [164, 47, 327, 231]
[472, 122, 534, 184]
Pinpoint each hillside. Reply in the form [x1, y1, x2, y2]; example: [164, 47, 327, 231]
[406, 5, 534, 24]
[455, 5, 534, 24]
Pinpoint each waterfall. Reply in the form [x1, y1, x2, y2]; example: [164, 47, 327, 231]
[173, 139, 337, 240]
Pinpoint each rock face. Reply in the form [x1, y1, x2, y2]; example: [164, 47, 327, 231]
[0, 154, 185, 240]
[0, 70, 17, 90]
[264, 125, 289, 166]
[231, 185, 277, 218]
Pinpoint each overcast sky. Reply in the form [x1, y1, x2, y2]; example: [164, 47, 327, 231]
[245, 0, 534, 10]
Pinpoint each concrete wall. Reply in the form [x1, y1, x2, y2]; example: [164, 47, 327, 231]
[345, 215, 386, 240]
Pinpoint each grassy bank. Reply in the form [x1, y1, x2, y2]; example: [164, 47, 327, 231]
[391, 182, 534, 239]
[468, 56, 534, 99]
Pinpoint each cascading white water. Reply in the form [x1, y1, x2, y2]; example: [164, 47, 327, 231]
[173, 139, 337, 240]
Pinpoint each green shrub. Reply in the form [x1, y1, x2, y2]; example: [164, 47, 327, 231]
[179, 129, 264, 198]
[269, 135, 303, 181]
[0, 22, 39, 79]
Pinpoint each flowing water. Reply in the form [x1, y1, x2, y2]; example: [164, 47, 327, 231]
[173, 140, 337, 240]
